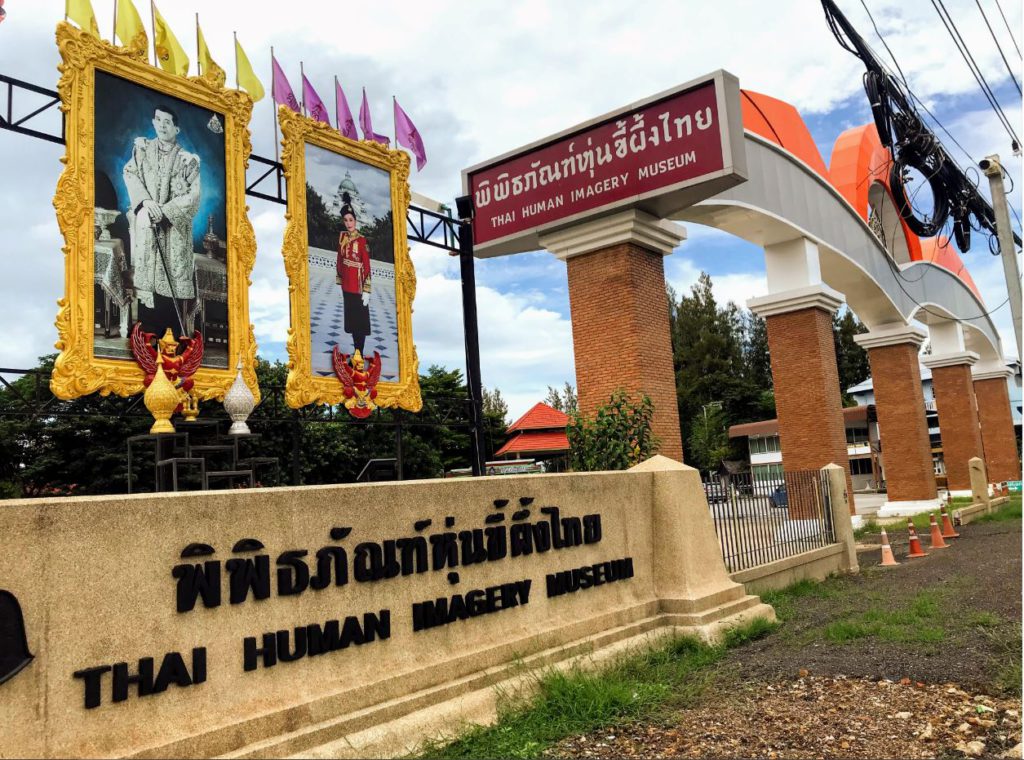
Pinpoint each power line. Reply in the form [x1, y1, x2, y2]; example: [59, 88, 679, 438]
[992, 0, 1022, 59]
[858, 3, 978, 167]
[859, 2, 1022, 241]
[930, 0, 1021, 147]
[974, 0, 1022, 95]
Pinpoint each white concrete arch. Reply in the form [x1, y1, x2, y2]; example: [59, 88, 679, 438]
[671, 132, 1003, 361]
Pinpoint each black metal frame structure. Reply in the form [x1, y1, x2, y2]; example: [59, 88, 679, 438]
[0, 72, 488, 476]
[0, 366, 477, 488]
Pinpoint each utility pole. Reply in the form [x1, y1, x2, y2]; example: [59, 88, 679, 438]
[981, 154, 1023, 360]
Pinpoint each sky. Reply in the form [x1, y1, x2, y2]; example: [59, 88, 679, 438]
[0, 0, 1020, 421]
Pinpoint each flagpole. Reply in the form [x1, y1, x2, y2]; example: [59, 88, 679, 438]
[271, 46, 279, 163]
[392, 95, 397, 151]
[334, 75, 339, 133]
[233, 31, 239, 89]
[112, 0, 117, 43]
[300, 61, 306, 117]
[195, 13, 200, 78]
[149, 0, 156, 66]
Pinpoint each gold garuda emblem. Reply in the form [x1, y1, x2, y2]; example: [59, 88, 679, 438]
[332, 348, 382, 419]
[130, 323, 204, 429]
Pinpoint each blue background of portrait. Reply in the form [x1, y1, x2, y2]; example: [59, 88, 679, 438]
[93, 70, 227, 250]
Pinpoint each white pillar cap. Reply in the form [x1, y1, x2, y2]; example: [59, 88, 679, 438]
[972, 360, 1014, 381]
[538, 209, 686, 261]
[747, 283, 845, 318]
[853, 324, 928, 350]
[921, 350, 980, 370]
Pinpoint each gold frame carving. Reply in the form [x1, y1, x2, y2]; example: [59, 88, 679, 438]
[50, 22, 260, 403]
[279, 107, 421, 411]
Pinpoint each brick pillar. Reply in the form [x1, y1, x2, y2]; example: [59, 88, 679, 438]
[923, 353, 984, 494]
[749, 285, 854, 516]
[855, 326, 939, 514]
[973, 367, 1021, 483]
[541, 210, 686, 462]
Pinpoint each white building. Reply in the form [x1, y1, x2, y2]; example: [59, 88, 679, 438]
[729, 359, 1021, 492]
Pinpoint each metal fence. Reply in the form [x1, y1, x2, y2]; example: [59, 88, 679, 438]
[702, 470, 836, 573]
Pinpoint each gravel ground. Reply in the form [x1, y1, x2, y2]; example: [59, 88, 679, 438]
[545, 515, 1022, 759]
[546, 676, 1021, 759]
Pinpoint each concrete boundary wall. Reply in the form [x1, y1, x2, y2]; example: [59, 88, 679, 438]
[730, 543, 848, 595]
[0, 456, 773, 759]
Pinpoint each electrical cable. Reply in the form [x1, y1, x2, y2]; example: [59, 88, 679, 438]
[930, 0, 1021, 146]
[832, 0, 1022, 249]
[974, 0, 1022, 94]
[992, 0, 1022, 59]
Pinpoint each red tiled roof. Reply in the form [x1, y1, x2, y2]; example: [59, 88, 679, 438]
[507, 402, 569, 432]
[495, 430, 569, 457]
[728, 405, 871, 438]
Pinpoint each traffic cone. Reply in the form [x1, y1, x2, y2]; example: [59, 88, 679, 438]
[928, 513, 949, 549]
[939, 505, 960, 539]
[879, 528, 900, 566]
[906, 519, 928, 558]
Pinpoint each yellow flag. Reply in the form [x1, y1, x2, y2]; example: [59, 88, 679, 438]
[114, 0, 146, 49]
[152, 3, 189, 77]
[234, 38, 265, 102]
[65, 0, 100, 36]
[197, 22, 225, 82]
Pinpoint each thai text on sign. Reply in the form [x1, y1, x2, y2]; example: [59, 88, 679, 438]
[465, 76, 731, 250]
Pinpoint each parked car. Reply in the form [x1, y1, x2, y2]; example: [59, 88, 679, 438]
[703, 481, 728, 505]
[768, 484, 788, 508]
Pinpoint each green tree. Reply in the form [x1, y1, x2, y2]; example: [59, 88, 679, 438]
[544, 382, 577, 413]
[833, 309, 870, 405]
[670, 273, 760, 451]
[482, 385, 510, 459]
[687, 403, 730, 474]
[566, 389, 657, 471]
[0, 354, 150, 497]
[305, 182, 341, 250]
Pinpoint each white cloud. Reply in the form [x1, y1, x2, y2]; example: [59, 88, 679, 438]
[666, 256, 767, 311]
[0, 0, 1020, 410]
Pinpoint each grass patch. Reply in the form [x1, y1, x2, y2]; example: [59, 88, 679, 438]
[415, 618, 777, 759]
[855, 512, 935, 538]
[968, 611, 1002, 628]
[816, 589, 948, 647]
[974, 495, 1022, 523]
[760, 577, 838, 622]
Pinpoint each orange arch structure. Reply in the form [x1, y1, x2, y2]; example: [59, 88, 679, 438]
[739, 89, 980, 301]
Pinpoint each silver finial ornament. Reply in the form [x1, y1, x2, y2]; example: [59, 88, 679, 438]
[223, 359, 255, 435]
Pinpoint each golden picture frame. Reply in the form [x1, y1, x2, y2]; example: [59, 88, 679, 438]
[279, 107, 421, 411]
[50, 22, 260, 403]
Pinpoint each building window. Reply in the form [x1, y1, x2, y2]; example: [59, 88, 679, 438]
[849, 458, 873, 475]
[846, 427, 869, 444]
[752, 463, 783, 482]
[749, 435, 780, 455]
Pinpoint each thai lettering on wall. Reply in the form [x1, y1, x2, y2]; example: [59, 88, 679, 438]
[69, 496, 634, 709]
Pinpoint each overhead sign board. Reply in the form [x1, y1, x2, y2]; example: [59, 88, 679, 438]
[462, 70, 747, 257]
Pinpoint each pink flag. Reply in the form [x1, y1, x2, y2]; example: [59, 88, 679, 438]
[271, 55, 299, 112]
[393, 98, 427, 171]
[335, 80, 358, 140]
[302, 74, 330, 124]
[358, 88, 390, 146]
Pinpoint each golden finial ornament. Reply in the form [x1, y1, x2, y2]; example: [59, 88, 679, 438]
[144, 352, 179, 434]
